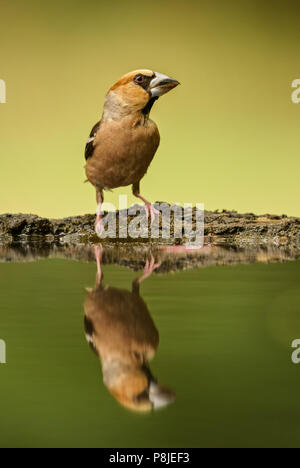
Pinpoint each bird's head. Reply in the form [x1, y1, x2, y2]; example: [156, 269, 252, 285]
[107, 364, 176, 413]
[103, 69, 179, 119]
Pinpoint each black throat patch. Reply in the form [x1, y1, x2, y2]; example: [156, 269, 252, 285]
[142, 96, 159, 116]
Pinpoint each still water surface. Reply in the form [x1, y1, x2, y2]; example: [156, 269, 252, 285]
[0, 246, 299, 447]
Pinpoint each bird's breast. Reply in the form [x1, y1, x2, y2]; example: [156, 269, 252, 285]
[85, 117, 160, 189]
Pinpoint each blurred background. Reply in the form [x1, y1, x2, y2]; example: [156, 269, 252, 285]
[0, 0, 299, 218]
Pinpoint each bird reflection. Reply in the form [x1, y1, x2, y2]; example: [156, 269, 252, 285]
[84, 246, 175, 412]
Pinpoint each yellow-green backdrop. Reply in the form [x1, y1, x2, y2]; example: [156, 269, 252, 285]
[0, 0, 299, 218]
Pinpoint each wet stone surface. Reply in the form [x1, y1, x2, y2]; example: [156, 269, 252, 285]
[0, 205, 299, 248]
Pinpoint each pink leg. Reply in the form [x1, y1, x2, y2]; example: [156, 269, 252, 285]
[95, 207, 103, 235]
[134, 193, 159, 224]
[95, 190, 104, 235]
[94, 245, 103, 285]
[137, 255, 161, 284]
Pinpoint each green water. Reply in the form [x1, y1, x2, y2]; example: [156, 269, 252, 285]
[0, 258, 300, 448]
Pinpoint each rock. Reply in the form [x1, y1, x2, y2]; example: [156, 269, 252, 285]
[0, 206, 299, 248]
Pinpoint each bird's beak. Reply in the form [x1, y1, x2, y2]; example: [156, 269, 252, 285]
[149, 72, 180, 98]
[149, 381, 176, 409]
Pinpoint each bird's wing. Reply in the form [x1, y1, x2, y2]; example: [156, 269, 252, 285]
[84, 315, 99, 356]
[84, 120, 101, 160]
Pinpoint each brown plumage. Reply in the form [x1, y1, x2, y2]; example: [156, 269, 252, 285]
[84, 69, 179, 233]
[84, 251, 175, 412]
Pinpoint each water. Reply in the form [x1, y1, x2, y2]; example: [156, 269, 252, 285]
[0, 244, 300, 448]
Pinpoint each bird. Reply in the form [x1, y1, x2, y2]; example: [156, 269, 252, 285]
[84, 247, 175, 412]
[84, 69, 179, 234]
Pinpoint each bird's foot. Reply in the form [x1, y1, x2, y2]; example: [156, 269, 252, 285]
[145, 203, 159, 224]
[137, 255, 161, 283]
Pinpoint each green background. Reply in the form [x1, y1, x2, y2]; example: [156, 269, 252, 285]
[0, 0, 300, 217]
[0, 258, 300, 448]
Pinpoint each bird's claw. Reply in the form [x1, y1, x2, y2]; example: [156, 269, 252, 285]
[144, 255, 161, 274]
[137, 255, 161, 283]
[145, 203, 159, 224]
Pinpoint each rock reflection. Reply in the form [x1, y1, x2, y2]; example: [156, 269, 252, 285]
[84, 247, 175, 412]
[1, 242, 299, 271]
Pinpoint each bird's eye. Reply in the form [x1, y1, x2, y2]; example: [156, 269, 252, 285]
[134, 74, 145, 84]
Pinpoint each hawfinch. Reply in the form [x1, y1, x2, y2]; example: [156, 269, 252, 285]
[84, 249, 175, 412]
[84, 69, 179, 234]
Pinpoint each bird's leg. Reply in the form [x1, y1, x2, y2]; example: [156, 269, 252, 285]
[132, 255, 160, 293]
[136, 255, 161, 284]
[95, 189, 104, 235]
[94, 245, 103, 287]
[132, 182, 159, 224]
